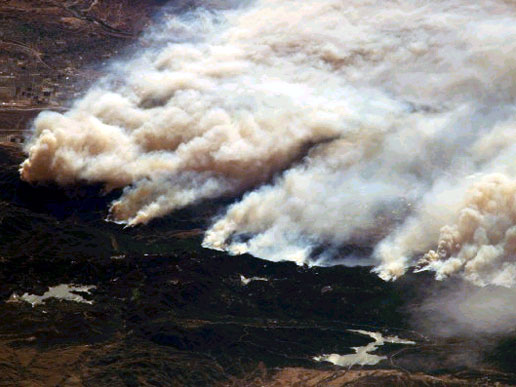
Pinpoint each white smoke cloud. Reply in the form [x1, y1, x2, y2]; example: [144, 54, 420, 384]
[20, 0, 516, 287]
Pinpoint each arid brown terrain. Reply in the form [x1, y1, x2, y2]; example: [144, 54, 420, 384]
[0, 0, 182, 133]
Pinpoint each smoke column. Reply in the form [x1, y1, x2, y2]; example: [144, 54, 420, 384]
[20, 0, 516, 287]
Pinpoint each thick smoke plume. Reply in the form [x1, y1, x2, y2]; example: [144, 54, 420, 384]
[20, 0, 516, 287]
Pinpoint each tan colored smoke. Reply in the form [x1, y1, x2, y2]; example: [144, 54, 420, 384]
[416, 174, 516, 287]
[20, 0, 516, 286]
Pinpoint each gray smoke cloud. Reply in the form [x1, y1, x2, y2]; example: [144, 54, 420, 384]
[20, 0, 516, 290]
[414, 279, 516, 337]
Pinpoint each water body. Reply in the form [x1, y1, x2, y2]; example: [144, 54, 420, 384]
[9, 284, 96, 307]
[314, 329, 416, 367]
[240, 274, 268, 285]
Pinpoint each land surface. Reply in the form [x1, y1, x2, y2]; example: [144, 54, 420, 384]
[1, 1, 516, 386]
[0, 143, 515, 386]
[0, 0, 191, 131]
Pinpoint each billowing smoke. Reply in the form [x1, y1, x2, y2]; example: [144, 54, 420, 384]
[20, 0, 516, 287]
[417, 174, 516, 287]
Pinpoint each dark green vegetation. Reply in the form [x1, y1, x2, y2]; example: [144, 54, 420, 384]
[0, 145, 515, 386]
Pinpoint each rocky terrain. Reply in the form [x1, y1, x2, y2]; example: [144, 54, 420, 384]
[1, 1, 516, 386]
